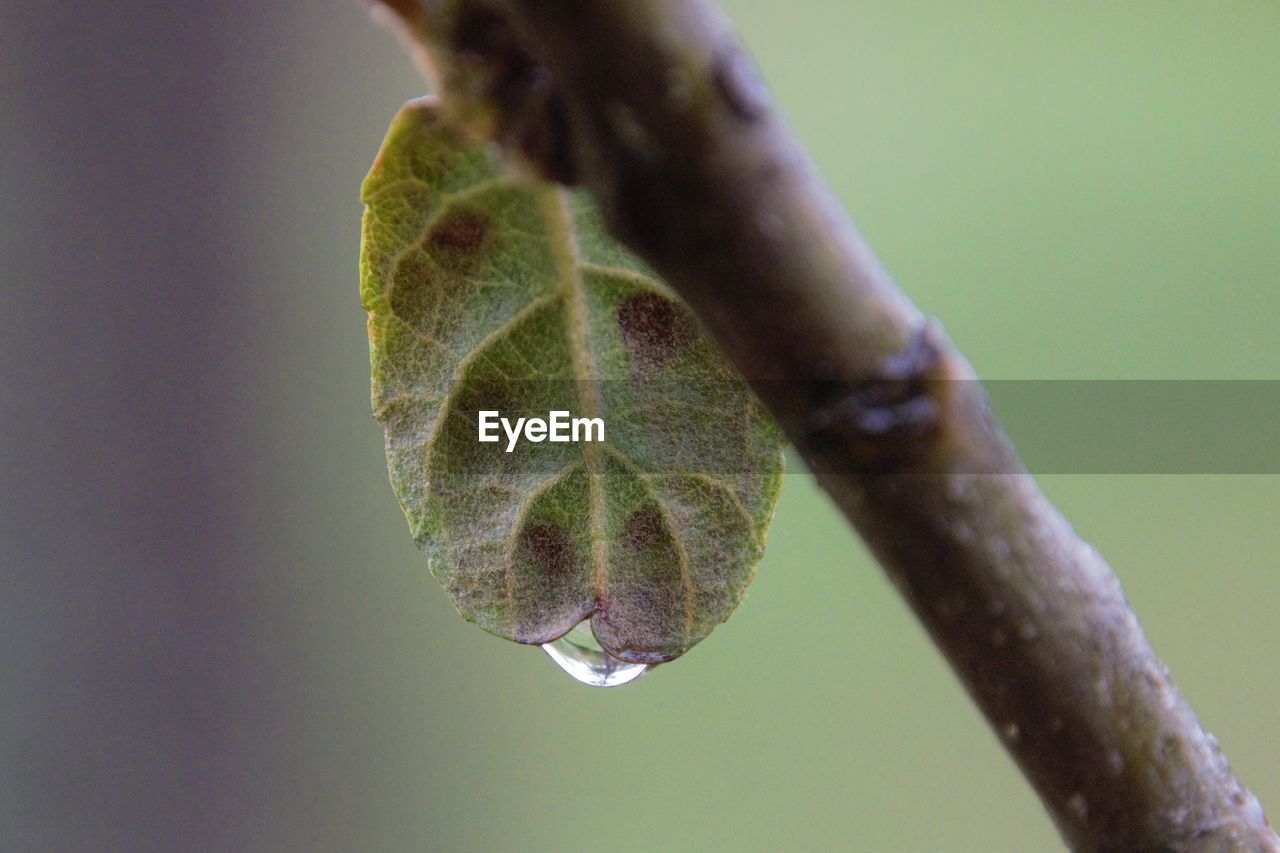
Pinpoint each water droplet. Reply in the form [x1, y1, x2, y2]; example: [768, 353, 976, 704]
[542, 619, 650, 687]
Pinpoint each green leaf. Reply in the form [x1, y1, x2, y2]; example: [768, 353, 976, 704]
[360, 98, 783, 663]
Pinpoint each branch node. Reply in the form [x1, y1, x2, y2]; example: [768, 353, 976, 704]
[803, 320, 951, 474]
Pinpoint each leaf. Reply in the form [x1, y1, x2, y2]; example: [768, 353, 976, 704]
[360, 98, 784, 663]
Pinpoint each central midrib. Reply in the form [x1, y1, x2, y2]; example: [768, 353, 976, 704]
[539, 187, 610, 604]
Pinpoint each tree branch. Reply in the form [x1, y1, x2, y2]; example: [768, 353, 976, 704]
[371, 1, 1276, 849]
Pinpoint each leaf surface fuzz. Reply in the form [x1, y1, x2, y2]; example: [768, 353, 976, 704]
[361, 98, 783, 662]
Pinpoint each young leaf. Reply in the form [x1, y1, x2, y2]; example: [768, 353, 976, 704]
[360, 98, 783, 664]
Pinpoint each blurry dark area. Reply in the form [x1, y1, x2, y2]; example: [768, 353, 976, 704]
[1, 2, 1276, 851]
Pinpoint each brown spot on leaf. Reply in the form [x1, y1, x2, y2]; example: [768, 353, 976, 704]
[389, 252, 446, 328]
[521, 522, 574, 577]
[429, 207, 490, 253]
[621, 506, 667, 553]
[618, 293, 691, 371]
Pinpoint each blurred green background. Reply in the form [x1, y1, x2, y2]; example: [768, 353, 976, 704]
[2, 2, 1276, 850]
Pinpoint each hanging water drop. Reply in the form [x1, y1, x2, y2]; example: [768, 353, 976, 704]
[542, 618, 651, 687]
